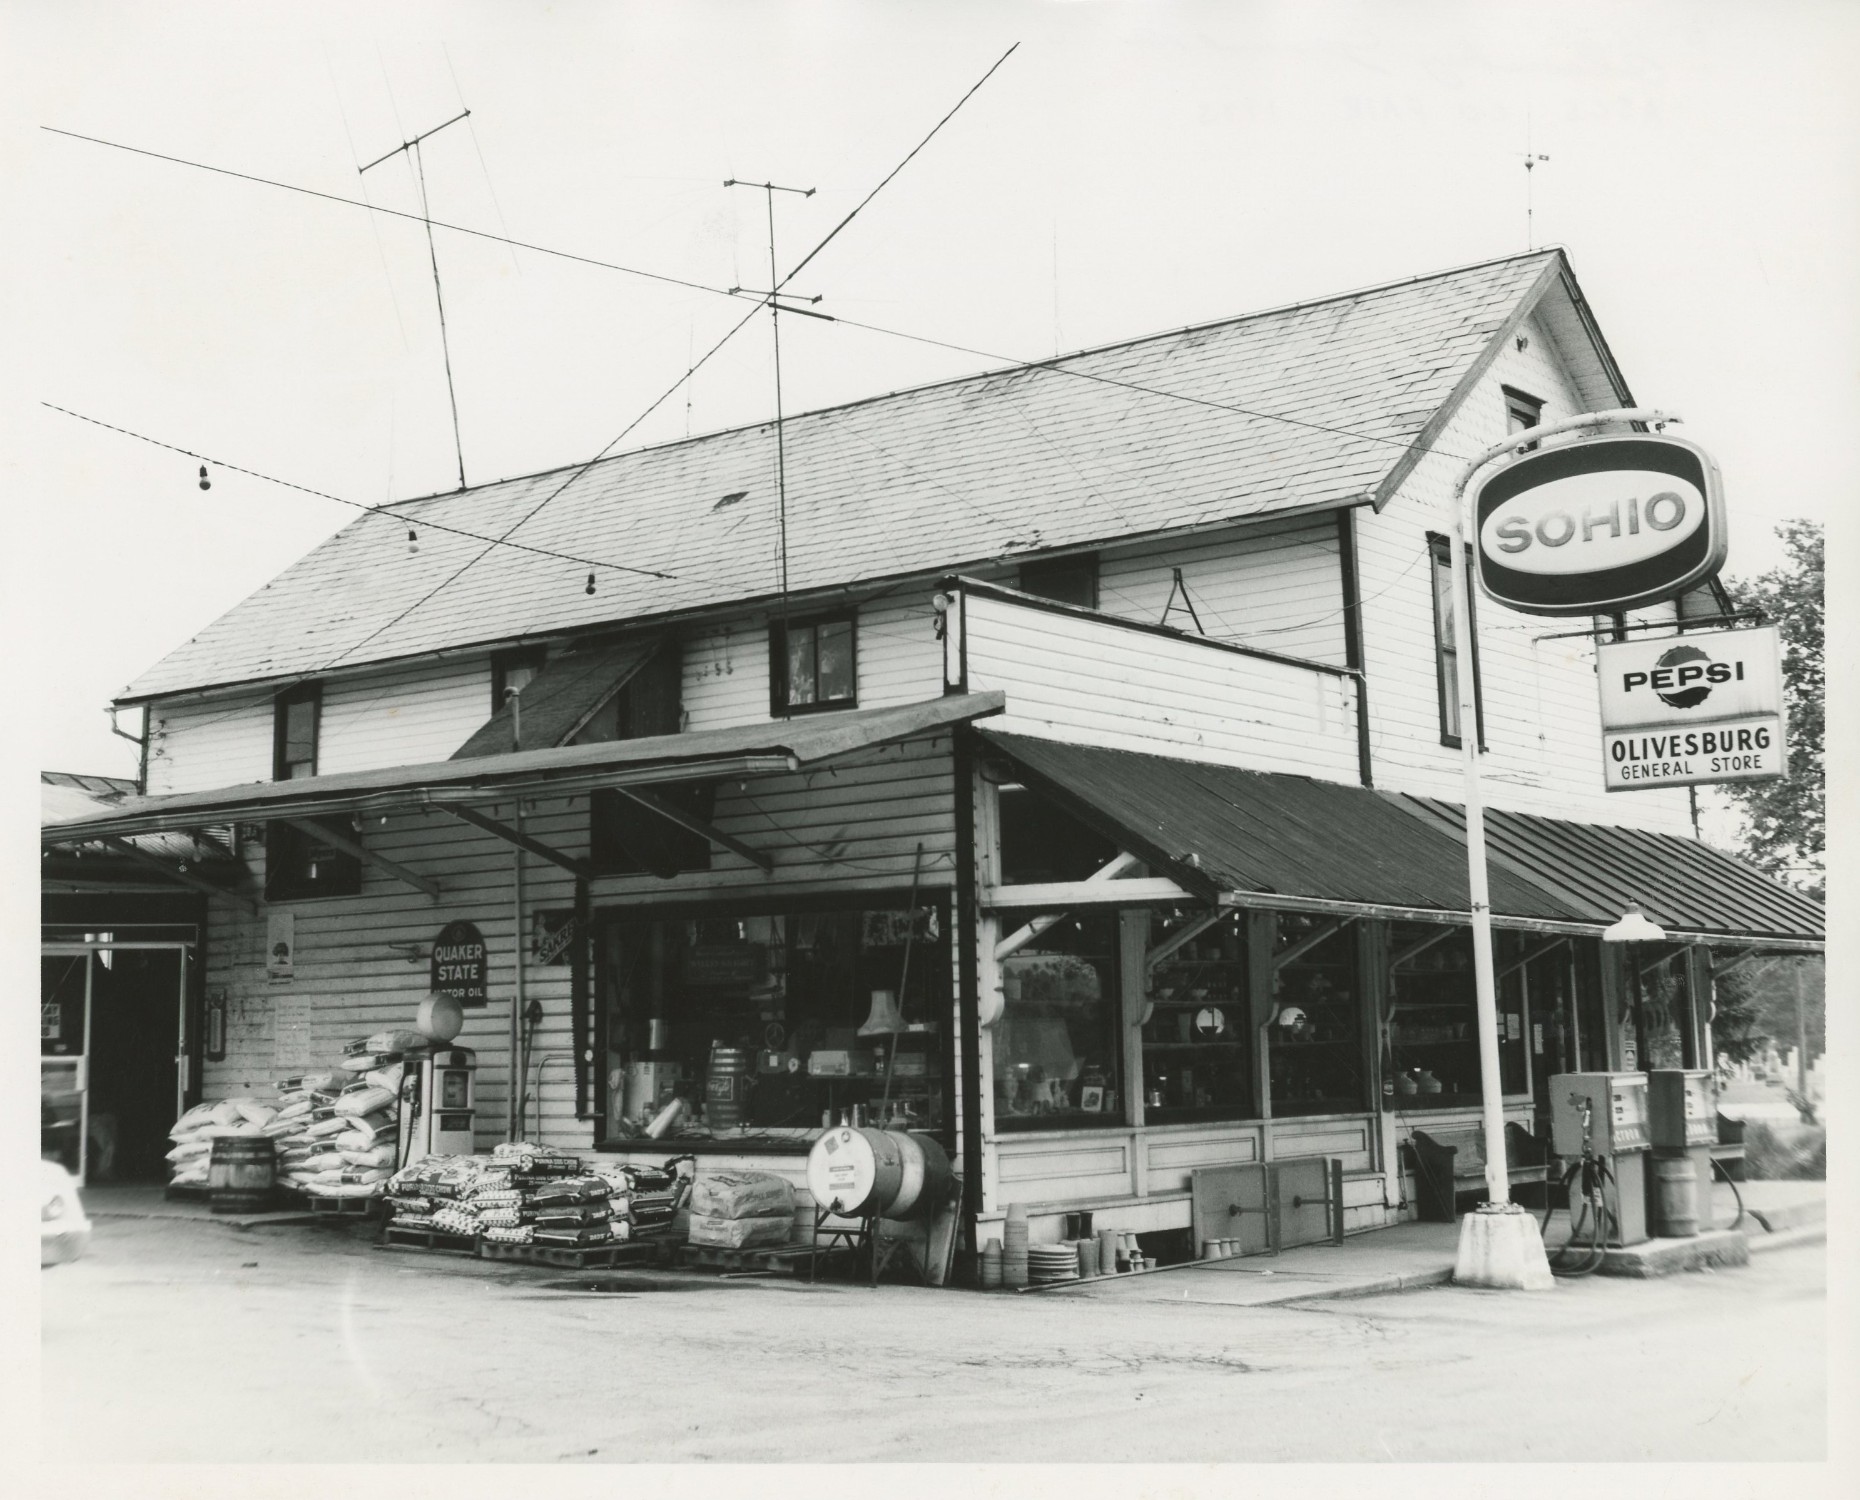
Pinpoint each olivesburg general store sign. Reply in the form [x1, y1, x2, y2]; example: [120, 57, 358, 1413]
[1595, 627, 1787, 791]
[1474, 434, 1726, 616]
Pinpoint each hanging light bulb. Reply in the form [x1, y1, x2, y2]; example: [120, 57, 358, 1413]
[407, 528, 419, 554]
[197, 464, 211, 491]
[585, 572, 596, 595]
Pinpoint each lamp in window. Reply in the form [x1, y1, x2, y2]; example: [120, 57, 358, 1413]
[858, 987, 905, 1036]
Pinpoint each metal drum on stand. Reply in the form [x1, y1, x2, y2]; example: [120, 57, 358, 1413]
[806, 1126, 952, 1220]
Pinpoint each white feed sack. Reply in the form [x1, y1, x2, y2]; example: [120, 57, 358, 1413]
[687, 1171, 795, 1221]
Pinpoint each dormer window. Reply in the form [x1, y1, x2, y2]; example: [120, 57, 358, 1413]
[491, 647, 547, 712]
[1503, 386, 1544, 448]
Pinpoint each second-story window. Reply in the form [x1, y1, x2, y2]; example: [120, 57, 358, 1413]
[770, 612, 856, 715]
[267, 682, 360, 899]
[1017, 552, 1100, 610]
[1503, 386, 1543, 446]
[1429, 535, 1485, 750]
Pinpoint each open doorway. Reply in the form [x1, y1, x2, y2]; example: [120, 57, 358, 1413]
[41, 945, 188, 1185]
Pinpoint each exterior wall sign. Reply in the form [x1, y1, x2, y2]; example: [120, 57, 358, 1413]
[1474, 435, 1726, 616]
[1596, 626, 1787, 792]
[266, 910, 295, 982]
[431, 920, 490, 1007]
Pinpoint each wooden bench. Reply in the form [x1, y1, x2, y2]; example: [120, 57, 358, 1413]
[1407, 1123, 1549, 1222]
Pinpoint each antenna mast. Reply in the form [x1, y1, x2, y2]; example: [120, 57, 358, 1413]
[724, 177, 823, 635]
[362, 108, 472, 491]
[1519, 120, 1550, 252]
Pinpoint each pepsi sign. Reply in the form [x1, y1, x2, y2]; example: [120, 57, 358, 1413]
[1474, 434, 1726, 615]
[1595, 627, 1786, 791]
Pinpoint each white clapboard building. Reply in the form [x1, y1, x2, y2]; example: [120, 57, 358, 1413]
[42, 248, 1822, 1255]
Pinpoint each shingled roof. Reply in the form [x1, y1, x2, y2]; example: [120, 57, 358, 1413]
[123, 249, 1582, 701]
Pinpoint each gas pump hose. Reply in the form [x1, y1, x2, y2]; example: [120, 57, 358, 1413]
[1710, 1157, 1746, 1231]
[1542, 1157, 1611, 1277]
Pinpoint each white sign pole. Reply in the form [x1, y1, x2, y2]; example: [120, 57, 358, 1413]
[1446, 407, 1676, 1288]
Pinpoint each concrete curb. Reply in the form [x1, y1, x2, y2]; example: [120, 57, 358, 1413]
[1748, 1199, 1826, 1234]
[1268, 1266, 1456, 1304]
[1745, 1222, 1825, 1256]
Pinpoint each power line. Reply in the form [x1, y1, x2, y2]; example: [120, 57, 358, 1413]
[40, 126, 742, 303]
[38, 401, 679, 580]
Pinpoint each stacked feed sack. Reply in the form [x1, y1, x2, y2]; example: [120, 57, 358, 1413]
[384, 1154, 494, 1235]
[490, 1143, 620, 1249]
[165, 1097, 284, 1190]
[287, 1068, 403, 1199]
[685, 1170, 796, 1251]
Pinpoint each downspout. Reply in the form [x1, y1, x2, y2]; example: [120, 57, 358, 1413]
[1336, 508, 1374, 787]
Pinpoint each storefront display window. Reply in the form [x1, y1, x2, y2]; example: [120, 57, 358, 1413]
[1142, 910, 1254, 1123]
[1634, 949, 1692, 1070]
[992, 909, 1121, 1130]
[599, 898, 949, 1146]
[1387, 924, 1528, 1106]
[1269, 914, 1365, 1115]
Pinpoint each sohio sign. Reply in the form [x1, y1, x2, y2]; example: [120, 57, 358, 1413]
[1595, 626, 1786, 792]
[1474, 434, 1726, 616]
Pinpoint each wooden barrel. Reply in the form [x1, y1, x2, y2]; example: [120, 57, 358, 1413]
[704, 1045, 752, 1132]
[209, 1136, 276, 1214]
[1651, 1153, 1698, 1238]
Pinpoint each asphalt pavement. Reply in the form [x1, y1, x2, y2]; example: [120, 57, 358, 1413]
[39, 1205, 1827, 1463]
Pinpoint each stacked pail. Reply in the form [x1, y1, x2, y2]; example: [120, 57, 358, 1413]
[1002, 1201, 1029, 1289]
[980, 1238, 1003, 1289]
[705, 1044, 751, 1131]
[1097, 1226, 1119, 1275]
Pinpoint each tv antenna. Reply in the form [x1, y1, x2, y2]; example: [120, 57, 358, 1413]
[1519, 121, 1550, 251]
[725, 177, 827, 623]
[362, 108, 472, 490]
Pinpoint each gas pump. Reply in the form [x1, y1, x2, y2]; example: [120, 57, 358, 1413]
[1647, 1069, 1718, 1235]
[1549, 1072, 1650, 1250]
[399, 1046, 478, 1166]
[396, 996, 477, 1168]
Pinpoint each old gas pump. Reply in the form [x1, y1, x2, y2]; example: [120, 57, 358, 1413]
[400, 1046, 478, 1166]
[1646, 1069, 1717, 1236]
[1550, 1072, 1650, 1247]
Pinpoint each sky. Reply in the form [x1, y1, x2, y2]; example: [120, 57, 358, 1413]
[7, 0, 1856, 779]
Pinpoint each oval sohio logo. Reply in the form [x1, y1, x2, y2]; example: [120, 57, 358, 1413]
[1473, 434, 1725, 616]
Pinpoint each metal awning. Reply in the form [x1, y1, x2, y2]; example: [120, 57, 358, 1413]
[981, 731, 1822, 950]
[42, 692, 1004, 845]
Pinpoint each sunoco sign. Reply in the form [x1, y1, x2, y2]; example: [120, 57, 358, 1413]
[1474, 434, 1726, 616]
[1596, 626, 1786, 791]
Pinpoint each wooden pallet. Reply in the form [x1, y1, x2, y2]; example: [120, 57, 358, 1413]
[477, 1237, 670, 1270]
[678, 1242, 816, 1275]
[380, 1225, 479, 1254]
[304, 1193, 382, 1220]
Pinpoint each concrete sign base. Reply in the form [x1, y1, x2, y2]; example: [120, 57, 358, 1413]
[1452, 1201, 1556, 1290]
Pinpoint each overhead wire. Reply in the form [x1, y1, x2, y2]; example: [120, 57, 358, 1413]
[37, 401, 681, 580]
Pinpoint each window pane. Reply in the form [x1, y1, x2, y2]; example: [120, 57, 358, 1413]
[815, 619, 854, 701]
[786, 627, 817, 706]
[1142, 910, 1254, 1122]
[283, 699, 316, 775]
[1270, 913, 1364, 1115]
[992, 911, 1120, 1129]
[1433, 554, 1461, 740]
[1386, 925, 1522, 1105]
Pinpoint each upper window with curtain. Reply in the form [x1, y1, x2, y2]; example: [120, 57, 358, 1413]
[770, 612, 856, 715]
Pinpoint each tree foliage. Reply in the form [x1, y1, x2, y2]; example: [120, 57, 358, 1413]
[1724, 520, 1823, 897]
[1710, 954, 1823, 1071]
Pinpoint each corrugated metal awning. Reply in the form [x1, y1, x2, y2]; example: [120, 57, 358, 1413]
[41, 692, 1004, 845]
[1400, 797, 1823, 948]
[981, 731, 1822, 949]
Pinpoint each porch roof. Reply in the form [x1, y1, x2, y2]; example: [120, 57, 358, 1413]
[981, 732, 1823, 950]
[40, 692, 1003, 845]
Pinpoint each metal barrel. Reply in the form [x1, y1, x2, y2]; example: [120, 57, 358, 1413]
[704, 1045, 752, 1132]
[209, 1136, 276, 1214]
[1651, 1153, 1699, 1238]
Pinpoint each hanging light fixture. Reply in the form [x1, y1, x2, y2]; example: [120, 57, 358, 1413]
[1602, 901, 1666, 944]
[197, 464, 211, 491]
